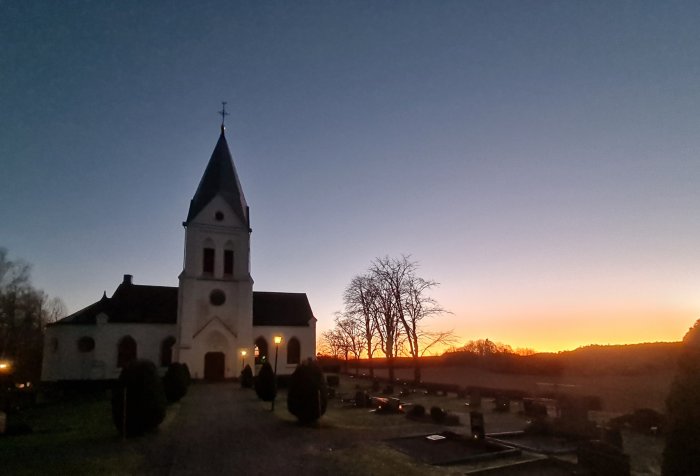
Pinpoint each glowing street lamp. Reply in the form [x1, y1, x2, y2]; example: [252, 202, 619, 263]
[271, 336, 282, 411]
[240, 350, 247, 372]
[0, 361, 10, 372]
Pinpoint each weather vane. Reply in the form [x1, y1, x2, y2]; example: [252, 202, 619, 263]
[218, 101, 230, 127]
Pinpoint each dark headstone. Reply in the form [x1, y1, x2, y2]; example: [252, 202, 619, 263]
[494, 394, 510, 413]
[469, 392, 482, 408]
[470, 411, 485, 440]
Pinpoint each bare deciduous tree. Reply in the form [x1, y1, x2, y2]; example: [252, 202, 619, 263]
[342, 274, 380, 377]
[339, 255, 449, 383]
[371, 255, 450, 383]
[334, 313, 365, 373]
[0, 248, 66, 381]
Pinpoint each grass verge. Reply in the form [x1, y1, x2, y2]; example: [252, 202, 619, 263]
[0, 394, 142, 475]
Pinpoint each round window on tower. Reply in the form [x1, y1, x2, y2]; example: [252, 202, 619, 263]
[215, 211, 224, 221]
[210, 289, 226, 306]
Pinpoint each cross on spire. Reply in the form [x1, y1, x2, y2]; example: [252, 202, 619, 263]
[218, 101, 230, 130]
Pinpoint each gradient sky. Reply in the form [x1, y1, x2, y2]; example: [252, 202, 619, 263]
[2, 1, 699, 352]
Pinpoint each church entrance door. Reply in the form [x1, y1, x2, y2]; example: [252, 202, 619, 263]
[204, 352, 225, 380]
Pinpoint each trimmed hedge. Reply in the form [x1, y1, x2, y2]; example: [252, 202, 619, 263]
[111, 360, 167, 437]
[287, 359, 328, 424]
[162, 362, 190, 403]
[240, 364, 254, 388]
[430, 406, 446, 423]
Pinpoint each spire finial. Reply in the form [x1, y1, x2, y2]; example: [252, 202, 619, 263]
[218, 101, 229, 132]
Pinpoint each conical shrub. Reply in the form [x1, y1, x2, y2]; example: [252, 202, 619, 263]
[163, 362, 190, 403]
[112, 360, 167, 437]
[287, 359, 328, 424]
[254, 361, 276, 401]
[241, 364, 254, 388]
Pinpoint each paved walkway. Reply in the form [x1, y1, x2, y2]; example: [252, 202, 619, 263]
[141, 382, 355, 476]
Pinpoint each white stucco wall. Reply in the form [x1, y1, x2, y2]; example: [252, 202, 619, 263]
[252, 323, 316, 376]
[42, 320, 177, 381]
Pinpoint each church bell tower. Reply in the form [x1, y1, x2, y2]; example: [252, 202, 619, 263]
[176, 118, 253, 380]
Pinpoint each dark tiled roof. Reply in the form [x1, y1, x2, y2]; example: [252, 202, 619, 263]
[52, 281, 314, 328]
[185, 128, 249, 226]
[51, 281, 178, 326]
[253, 292, 315, 327]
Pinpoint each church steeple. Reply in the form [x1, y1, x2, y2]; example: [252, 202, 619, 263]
[185, 127, 249, 227]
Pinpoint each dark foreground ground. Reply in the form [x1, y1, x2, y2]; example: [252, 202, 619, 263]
[1, 379, 663, 475]
[140, 382, 375, 475]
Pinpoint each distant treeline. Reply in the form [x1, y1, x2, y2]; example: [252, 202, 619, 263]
[320, 341, 682, 377]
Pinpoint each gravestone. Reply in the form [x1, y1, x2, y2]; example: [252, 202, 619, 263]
[354, 390, 370, 407]
[469, 391, 482, 408]
[494, 394, 510, 413]
[470, 411, 485, 440]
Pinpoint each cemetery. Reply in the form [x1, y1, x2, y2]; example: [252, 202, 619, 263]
[1, 367, 665, 475]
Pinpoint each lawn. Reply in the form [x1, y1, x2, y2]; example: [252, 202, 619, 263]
[0, 393, 145, 475]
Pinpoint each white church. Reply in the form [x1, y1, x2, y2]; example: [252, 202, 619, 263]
[42, 123, 317, 381]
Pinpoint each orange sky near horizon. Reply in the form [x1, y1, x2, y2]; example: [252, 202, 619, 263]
[435, 307, 694, 354]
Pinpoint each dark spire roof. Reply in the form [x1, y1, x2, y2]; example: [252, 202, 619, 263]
[185, 127, 248, 225]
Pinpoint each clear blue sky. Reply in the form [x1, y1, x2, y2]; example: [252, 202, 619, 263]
[2, 0, 700, 351]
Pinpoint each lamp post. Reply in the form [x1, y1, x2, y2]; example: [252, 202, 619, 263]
[240, 350, 247, 372]
[271, 335, 282, 411]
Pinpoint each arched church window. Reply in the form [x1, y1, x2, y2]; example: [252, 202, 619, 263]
[203, 247, 215, 274]
[77, 336, 95, 353]
[160, 336, 176, 367]
[117, 336, 137, 368]
[254, 337, 268, 365]
[287, 337, 301, 365]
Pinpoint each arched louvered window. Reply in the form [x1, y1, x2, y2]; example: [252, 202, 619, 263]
[224, 241, 234, 277]
[203, 247, 215, 274]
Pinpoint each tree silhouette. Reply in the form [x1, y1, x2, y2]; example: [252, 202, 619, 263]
[662, 320, 700, 475]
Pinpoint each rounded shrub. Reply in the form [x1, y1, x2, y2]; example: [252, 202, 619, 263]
[430, 406, 446, 423]
[254, 361, 276, 402]
[240, 364, 254, 388]
[287, 359, 328, 424]
[111, 360, 167, 437]
[162, 362, 190, 403]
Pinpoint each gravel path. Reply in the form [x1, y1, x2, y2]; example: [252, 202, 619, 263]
[140, 382, 355, 476]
